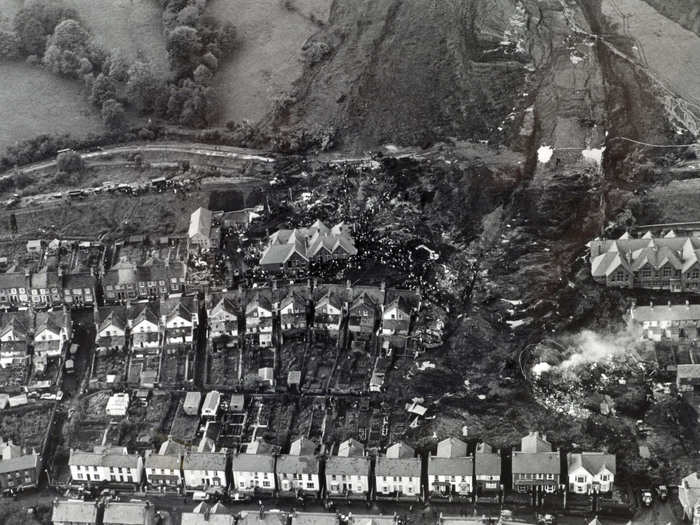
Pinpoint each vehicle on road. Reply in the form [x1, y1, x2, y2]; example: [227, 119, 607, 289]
[228, 492, 250, 503]
[192, 491, 208, 501]
[656, 485, 668, 502]
[641, 489, 653, 507]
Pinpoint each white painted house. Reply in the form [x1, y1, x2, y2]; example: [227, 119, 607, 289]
[245, 294, 273, 347]
[382, 296, 412, 336]
[33, 312, 67, 358]
[567, 452, 616, 494]
[325, 439, 370, 499]
[276, 437, 319, 496]
[164, 300, 196, 345]
[208, 297, 239, 338]
[183, 452, 227, 490]
[314, 292, 343, 332]
[231, 452, 276, 494]
[130, 305, 161, 352]
[69, 446, 143, 485]
[375, 442, 421, 499]
[428, 437, 473, 498]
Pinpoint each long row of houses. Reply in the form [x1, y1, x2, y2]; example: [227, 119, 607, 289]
[65, 433, 615, 500]
[207, 281, 419, 348]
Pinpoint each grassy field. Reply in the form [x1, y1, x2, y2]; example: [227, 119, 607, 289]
[64, 0, 170, 78]
[0, 62, 104, 152]
[207, 0, 331, 125]
[602, 0, 700, 108]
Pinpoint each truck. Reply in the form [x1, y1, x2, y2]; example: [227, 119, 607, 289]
[641, 488, 653, 507]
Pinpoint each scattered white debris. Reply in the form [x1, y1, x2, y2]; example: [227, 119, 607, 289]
[416, 244, 440, 260]
[405, 402, 428, 416]
[462, 425, 469, 437]
[537, 145, 554, 163]
[582, 146, 605, 165]
[501, 298, 523, 306]
[417, 361, 436, 371]
[570, 54, 584, 65]
[384, 144, 399, 153]
[477, 394, 487, 400]
[507, 319, 528, 329]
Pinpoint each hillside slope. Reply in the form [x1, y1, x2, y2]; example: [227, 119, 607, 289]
[265, 0, 529, 149]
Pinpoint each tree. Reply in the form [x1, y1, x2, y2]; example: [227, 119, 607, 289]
[13, 12, 46, 56]
[217, 21, 237, 56]
[104, 50, 130, 82]
[165, 25, 201, 73]
[192, 63, 212, 84]
[176, 5, 200, 27]
[48, 19, 88, 51]
[126, 61, 162, 113]
[0, 30, 20, 60]
[56, 150, 83, 173]
[43, 45, 82, 77]
[89, 73, 117, 108]
[101, 98, 126, 131]
[200, 51, 218, 71]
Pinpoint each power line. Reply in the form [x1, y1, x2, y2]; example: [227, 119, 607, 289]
[609, 136, 698, 148]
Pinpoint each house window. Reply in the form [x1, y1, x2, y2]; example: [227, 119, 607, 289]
[663, 267, 672, 278]
[576, 476, 586, 483]
[600, 475, 608, 482]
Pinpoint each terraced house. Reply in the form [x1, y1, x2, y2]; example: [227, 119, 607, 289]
[590, 231, 700, 292]
[375, 442, 421, 500]
[512, 432, 561, 494]
[69, 446, 143, 486]
[325, 439, 370, 499]
[0, 314, 31, 368]
[428, 437, 473, 499]
[208, 295, 240, 339]
[275, 437, 319, 496]
[630, 302, 700, 341]
[145, 439, 184, 489]
[0, 440, 41, 493]
[231, 448, 276, 495]
[103, 259, 186, 303]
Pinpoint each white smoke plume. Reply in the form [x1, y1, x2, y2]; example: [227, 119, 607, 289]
[531, 324, 643, 376]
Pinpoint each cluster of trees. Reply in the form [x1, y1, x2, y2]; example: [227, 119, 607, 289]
[157, 0, 237, 127]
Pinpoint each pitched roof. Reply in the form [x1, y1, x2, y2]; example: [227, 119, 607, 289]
[632, 304, 700, 323]
[376, 456, 421, 478]
[429, 456, 473, 476]
[512, 451, 561, 474]
[189, 207, 213, 239]
[210, 297, 239, 318]
[231, 453, 275, 473]
[289, 437, 316, 456]
[475, 451, 501, 476]
[35, 312, 62, 336]
[52, 501, 98, 524]
[315, 291, 342, 311]
[0, 451, 39, 474]
[99, 310, 126, 333]
[69, 449, 140, 469]
[276, 454, 317, 475]
[338, 438, 364, 457]
[246, 294, 272, 314]
[103, 502, 154, 525]
[678, 364, 700, 379]
[64, 273, 96, 290]
[386, 442, 414, 459]
[0, 317, 27, 340]
[567, 452, 616, 476]
[260, 243, 308, 266]
[325, 456, 370, 476]
[146, 449, 181, 470]
[182, 503, 235, 525]
[350, 292, 376, 313]
[0, 272, 27, 289]
[183, 452, 227, 471]
[436, 437, 467, 458]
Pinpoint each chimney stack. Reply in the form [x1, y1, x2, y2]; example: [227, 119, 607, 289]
[687, 300, 691, 310]
[346, 279, 351, 291]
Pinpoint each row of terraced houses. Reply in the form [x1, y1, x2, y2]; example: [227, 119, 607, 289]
[65, 433, 615, 500]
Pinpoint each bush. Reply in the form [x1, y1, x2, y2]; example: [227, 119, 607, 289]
[56, 150, 83, 173]
[89, 73, 117, 108]
[0, 30, 21, 60]
[101, 99, 126, 132]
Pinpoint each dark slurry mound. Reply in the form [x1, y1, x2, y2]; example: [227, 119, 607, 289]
[266, 0, 528, 149]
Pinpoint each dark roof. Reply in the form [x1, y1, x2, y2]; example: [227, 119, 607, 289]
[64, 273, 96, 290]
[512, 451, 561, 474]
[325, 456, 370, 476]
[0, 272, 27, 290]
[428, 457, 473, 476]
[567, 452, 616, 476]
[475, 452, 501, 476]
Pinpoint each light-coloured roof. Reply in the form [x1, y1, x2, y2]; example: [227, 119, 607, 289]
[0, 451, 39, 474]
[189, 207, 213, 240]
[103, 502, 154, 525]
[231, 453, 275, 473]
[52, 500, 98, 524]
[276, 454, 317, 475]
[632, 304, 700, 323]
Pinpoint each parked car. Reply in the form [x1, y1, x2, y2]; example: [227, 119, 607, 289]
[640, 489, 653, 507]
